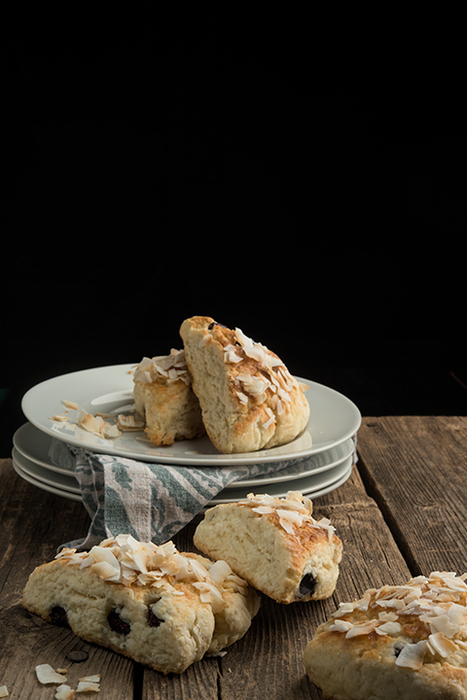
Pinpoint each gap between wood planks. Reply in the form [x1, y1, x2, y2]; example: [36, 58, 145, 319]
[354, 451, 422, 578]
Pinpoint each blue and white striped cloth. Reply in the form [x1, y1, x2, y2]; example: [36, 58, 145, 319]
[54, 444, 309, 551]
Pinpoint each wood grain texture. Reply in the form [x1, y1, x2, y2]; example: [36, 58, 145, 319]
[357, 416, 467, 576]
[3, 413, 466, 699]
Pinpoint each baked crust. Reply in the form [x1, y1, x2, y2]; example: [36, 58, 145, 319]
[194, 491, 342, 604]
[22, 535, 260, 674]
[303, 571, 467, 699]
[179, 316, 310, 454]
[133, 350, 205, 446]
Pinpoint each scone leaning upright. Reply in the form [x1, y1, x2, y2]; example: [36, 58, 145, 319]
[133, 349, 205, 446]
[179, 316, 310, 453]
[194, 491, 342, 604]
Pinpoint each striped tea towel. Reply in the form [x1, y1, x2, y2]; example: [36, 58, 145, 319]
[56, 444, 309, 551]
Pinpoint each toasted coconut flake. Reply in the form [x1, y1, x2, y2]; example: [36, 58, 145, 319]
[116, 414, 145, 431]
[428, 632, 459, 657]
[328, 619, 354, 633]
[345, 620, 380, 638]
[77, 409, 121, 439]
[395, 641, 427, 669]
[252, 506, 275, 514]
[375, 621, 402, 635]
[55, 535, 248, 614]
[0, 687, 8, 698]
[133, 350, 192, 386]
[240, 492, 338, 539]
[55, 686, 76, 700]
[263, 407, 275, 429]
[36, 664, 68, 684]
[50, 414, 69, 422]
[62, 400, 78, 410]
[76, 680, 100, 693]
[236, 390, 249, 405]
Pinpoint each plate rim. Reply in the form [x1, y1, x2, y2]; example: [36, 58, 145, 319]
[12, 447, 80, 493]
[11, 454, 82, 502]
[21, 363, 361, 466]
[13, 421, 356, 487]
[11, 449, 353, 505]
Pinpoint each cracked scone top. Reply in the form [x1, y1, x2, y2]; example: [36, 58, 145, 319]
[133, 349, 205, 446]
[304, 571, 467, 700]
[22, 535, 260, 675]
[179, 316, 310, 453]
[194, 491, 342, 604]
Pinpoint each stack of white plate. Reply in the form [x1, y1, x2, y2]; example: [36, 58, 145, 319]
[13, 364, 361, 505]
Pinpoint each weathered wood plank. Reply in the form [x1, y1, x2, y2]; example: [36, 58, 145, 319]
[357, 416, 467, 576]
[0, 459, 136, 699]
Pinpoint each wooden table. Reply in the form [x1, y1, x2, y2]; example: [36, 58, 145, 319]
[1, 416, 467, 698]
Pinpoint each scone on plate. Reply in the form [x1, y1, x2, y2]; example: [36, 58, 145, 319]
[303, 571, 467, 699]
[22, 535, 260, 675]
[179, 316, 310, 454]
[133, 349, 205, 446]
[193, 491, 342, 604]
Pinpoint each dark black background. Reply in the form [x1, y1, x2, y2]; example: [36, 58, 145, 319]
[2, 10, 466, 455]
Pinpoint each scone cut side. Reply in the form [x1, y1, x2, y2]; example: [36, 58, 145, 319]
[194, 491, 342, 604]
[303, 571, 467, 700]
[22, 534, 260, 675]
[179, 316, 310, 454]
[133, 349, 205, 446]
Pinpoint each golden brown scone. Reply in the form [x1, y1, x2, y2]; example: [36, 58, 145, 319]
[303, 571, 467, 699]
[22, 535, 260, 675]
[179, 316, 310, 454]
[133, 349, 205, 446]
[194, 491, 342, 604]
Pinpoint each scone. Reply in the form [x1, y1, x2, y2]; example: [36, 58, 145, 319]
[179, 316, 310, 453]
[193, 491, 342, 604]
[133, 349, 205, 446]
[303, 571, 467, 700]
[22, 535, 260, 674]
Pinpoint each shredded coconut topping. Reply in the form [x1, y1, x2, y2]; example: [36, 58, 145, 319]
[55, 535, 242, 612]
[219, 326, 298, 420]
[329, 571, 467, 669]
[240, 492, 336, 541]
[133, 349, 191, 386]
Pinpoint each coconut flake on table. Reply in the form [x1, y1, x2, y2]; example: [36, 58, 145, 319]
[35, 664, 67, 685]
[55, 686, 75, 700]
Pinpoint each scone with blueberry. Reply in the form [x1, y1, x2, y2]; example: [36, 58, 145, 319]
[22, 535, 260, 674]
[194, 491, 342, 604]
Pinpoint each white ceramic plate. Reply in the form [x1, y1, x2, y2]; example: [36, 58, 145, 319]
[11, 446, 353, 504]
[12, 447, 80, 493]
[12, 452, 82, 502]
[12, 422, 355, 487]
[211, 457, 353, 503]
[21, 364, 361, 466]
